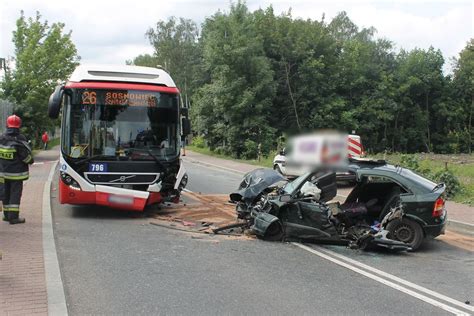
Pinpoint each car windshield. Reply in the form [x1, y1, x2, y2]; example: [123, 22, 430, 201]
[61, 88, 180, 161]
[283, 172, 311, 195]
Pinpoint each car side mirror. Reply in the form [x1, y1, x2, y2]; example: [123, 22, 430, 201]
[48, 85, 63, 119]
[279, 194, 292, 203]
[182, 117, 191, 136]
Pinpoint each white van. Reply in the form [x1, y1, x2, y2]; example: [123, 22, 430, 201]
[273, 134, 363, 178]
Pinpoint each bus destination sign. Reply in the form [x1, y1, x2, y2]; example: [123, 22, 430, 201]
[80, 90, 158, 107]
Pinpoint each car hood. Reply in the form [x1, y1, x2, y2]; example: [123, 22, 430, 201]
[230, 168, 287, 203]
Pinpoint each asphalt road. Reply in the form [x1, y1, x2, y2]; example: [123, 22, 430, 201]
[51, 159, 474, 315]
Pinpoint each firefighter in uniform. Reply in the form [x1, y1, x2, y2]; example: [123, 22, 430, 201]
[0, 115, 34, 224]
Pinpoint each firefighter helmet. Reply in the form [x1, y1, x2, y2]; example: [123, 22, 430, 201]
[6, 115, 22, 128]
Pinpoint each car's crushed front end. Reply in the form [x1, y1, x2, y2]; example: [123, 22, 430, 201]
[230, 168, 411, 252]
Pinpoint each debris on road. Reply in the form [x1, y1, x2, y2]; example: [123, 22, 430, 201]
[149, 191, 251, 239]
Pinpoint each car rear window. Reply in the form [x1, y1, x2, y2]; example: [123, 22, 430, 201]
[401, 168, 437, 191]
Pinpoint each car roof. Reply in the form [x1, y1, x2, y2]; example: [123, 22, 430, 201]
[348, 159, 436, 193]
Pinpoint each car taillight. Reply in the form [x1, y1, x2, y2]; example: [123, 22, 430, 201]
[432, 197, 445, 217]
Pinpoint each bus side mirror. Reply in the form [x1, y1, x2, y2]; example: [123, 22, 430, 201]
[182, 117, 191, 136]
[48, 85, 63, 119]
[180, 107, 189, 116]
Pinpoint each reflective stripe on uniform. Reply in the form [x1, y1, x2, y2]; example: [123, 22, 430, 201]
[4, 205, 20, 212]
[3, 171, 29, 180]
[0, 147, 15, 160]
[23, 154, 33, 164]
[0, 145, 16, 151]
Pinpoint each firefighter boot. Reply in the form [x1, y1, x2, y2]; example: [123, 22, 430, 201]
[9, 217, 26, 224]
[9, 212, 25, 224]
[2, 208, 9, 222]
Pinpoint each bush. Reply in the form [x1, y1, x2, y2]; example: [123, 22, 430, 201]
[191, 135, 206, 148]
[400, 154, 420, 171]
[241, 139, 258, 160]
[433, 170, 461, 198]
[213, 145, 233, 156]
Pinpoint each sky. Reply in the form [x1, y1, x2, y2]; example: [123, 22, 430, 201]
[0, 0, 472, 73]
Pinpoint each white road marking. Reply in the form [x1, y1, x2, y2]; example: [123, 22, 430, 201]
[292, 242, 471, 315]
[314, 245, 474, 312]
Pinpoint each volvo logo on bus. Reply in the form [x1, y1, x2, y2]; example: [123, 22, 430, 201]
[110, 175, 136, 183]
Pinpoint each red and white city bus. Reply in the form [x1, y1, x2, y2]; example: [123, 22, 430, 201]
[48, 65, 190, 211]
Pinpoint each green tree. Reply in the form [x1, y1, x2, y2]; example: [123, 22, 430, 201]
[132, 4, 470, 155]
[451, 39, 474, 153]
[192, 2, 276, 157]
[144, 17, 203, 101]
[126, 54, 159, 68]
[394, 48, 445, 152]
[1, 11, 79, 144]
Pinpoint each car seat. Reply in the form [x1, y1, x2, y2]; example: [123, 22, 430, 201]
[378, 186, 401, 221]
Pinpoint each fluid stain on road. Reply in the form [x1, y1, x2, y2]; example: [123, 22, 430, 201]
[437, 231, 474, 252]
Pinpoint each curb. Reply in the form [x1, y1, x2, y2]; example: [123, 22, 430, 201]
[446, 220, 474, 236]
[42, 161, 68, 316]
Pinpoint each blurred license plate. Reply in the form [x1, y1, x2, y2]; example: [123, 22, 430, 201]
[108, 195, 134, 205]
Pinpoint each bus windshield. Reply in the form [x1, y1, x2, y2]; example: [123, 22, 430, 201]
[61, 88, 180, 161]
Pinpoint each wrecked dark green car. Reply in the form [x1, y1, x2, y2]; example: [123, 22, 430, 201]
[230, 160, 447, 251]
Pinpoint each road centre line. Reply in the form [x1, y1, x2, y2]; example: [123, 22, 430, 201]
[292, 242, 471, 315]
[314, 245, 474, 312]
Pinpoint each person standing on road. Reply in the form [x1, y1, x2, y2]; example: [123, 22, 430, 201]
[41, 131, 49, 150]
[0, 115, 34, 224]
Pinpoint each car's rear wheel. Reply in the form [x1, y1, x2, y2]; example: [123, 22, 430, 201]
[387, 218, 424, 251]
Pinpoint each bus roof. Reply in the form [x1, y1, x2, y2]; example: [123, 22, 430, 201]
[68, 64, 177, 87]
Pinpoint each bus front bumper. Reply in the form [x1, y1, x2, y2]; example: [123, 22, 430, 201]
[59, 181, 163, 211]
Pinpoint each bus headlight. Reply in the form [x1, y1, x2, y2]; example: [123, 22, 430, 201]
[60, 171, 81, 190]
[178, 173, 188, 190]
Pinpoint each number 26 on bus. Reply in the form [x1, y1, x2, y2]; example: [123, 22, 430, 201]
[82, 91, 97, 105]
